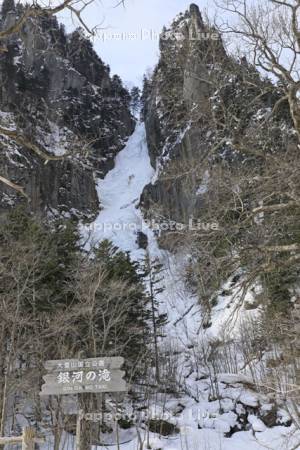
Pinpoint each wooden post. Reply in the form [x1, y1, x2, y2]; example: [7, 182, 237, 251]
[22, 427, 35, 450]
[116, 418, 120, 450]
[113, 394, 125, 450]
[75, 410, 82, 450]
[114, 397, 120, 450]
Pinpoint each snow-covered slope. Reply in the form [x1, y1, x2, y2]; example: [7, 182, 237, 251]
[81, 122, 154, 258]
[81, 122, 201, 347]
[81, 123, 299, 450]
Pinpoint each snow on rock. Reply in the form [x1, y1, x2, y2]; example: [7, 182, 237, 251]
[248, 415, 267, 432]
[0, 110, 15, 129]
[39, 122, 75, 157]
[218, 373, 254, 385]
[239, 392, 260, 408]
[196, 169, 210, 195]
[206, 273, 262, 340]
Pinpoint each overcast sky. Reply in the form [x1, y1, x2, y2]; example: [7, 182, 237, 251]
[62, 0, 212, 87]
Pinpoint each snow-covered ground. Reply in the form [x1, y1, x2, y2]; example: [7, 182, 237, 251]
[77, 123, 300, 450]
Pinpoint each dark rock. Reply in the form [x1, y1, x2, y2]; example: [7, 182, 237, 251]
[203, 320, 212, 329]
[148, 419, 179, 436]
[224, 424, 242, 437]
[118, 417, 133, 430]
[136, 231, 148, 249]
[230, 274, 241, 285]
[260, 407, 278, 428]
[190, 3, 202, 18]
[174, 403, 186, 415]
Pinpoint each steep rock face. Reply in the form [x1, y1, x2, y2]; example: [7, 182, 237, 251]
[0, 2, 135, 218]
[143, 4, 225, 164]
[141, 4, 227, 223]
[141, 3, 292, 228]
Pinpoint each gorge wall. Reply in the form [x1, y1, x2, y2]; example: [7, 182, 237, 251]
[141, 3, 293, 232]
[0, 0, 134, 218]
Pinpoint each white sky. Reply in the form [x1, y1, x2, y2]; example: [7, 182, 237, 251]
[61, 0, 212, 87]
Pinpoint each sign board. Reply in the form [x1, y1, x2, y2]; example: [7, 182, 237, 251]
[40, 357, 127, 396]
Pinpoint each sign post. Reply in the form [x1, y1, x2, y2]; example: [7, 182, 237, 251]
[40, 357, 126, 395]
[75, 411, 83, 450]
[40, 357, 127, 450]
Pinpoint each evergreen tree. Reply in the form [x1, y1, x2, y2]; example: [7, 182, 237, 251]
[141, 252, 168, 384]
[70, 240, 151, 370]
[1, 0, 15, 18]
[111, 75, 131, 106]
[0, 207, 80, 312]
[141, 74, 152, 119]
[130, 86, 141, 116]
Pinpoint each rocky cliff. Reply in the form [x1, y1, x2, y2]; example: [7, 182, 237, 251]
[140, 2, 300, 335]
[141, 3, 293, 233]
[0, 0, 134, 218]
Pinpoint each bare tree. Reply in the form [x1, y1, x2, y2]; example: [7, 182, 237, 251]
[216, 0, 300, 137]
